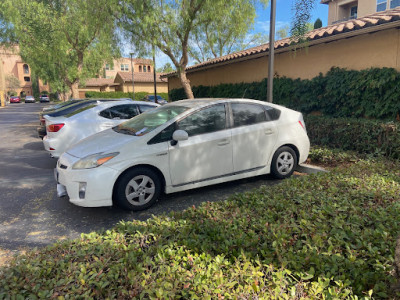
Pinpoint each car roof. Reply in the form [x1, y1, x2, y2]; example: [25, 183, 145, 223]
[166, 98, 283, 109]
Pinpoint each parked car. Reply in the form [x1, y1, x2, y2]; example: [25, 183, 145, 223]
[25, 95, 35, 103]
[40, 95, 50, 102]
[43, 100, 159, 158]
[42, 99, 82, 112]
[142, 95, 167, 105]
[55, 98, 310, 211]
[9, 96, 21, 103]
[37, 99, 134, 139]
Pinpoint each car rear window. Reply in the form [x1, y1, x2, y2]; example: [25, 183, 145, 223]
[66, 104, 96, 117]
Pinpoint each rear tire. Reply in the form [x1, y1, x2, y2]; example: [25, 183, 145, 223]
[114, 167, 161, 211]
[271, 146, 297, 179]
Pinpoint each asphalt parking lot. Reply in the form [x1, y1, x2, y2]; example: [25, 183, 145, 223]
[0, 102, 280, 253]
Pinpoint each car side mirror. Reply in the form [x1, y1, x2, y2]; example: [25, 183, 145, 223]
[171, 130, 188, 145]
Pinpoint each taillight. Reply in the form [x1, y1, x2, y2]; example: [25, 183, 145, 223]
[298, 115, 307, 132]
[298, 120, 305, 129]
[47, 123, 65, 132]
[40, 118, 46, 125]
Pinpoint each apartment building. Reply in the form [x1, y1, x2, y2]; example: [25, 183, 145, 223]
[322, 0, 400, 24]
[101, 57, 154, 79]
[0, 46, 49, 98]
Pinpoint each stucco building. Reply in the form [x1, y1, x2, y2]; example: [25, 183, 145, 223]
[322, 0, 400, 24]
[165, 8, 400, 94]
[101, 58, 154, 79]
[0, 46, 49, 98]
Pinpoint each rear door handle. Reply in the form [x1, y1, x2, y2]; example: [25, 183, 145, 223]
[265, 129, 274, 135]
[217, 139, 230, 146]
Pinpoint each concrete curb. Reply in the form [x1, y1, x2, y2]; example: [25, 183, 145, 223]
[295, 163, 328, 174]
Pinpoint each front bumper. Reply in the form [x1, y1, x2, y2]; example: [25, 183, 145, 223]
[56, 153, 118, 207]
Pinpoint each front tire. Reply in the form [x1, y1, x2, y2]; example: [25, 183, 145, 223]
[114, 167, 162, 211]
[271, 146, 297, 179]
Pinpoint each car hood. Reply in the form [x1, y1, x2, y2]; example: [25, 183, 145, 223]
[66, 128, 139, 158]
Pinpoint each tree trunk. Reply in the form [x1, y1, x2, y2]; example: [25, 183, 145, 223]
[70, 81, 79, 99]
[179, 71, 194, 99]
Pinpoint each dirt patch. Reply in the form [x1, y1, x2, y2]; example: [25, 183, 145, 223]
[0, 248, 26, 267]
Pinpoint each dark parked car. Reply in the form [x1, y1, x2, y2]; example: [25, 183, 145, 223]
[142, 95, 167, 105]
[10, 96, 21, 103]
[40, 95, 50, 102]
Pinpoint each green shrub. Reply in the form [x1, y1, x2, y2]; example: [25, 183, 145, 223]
[1, 158, 399, 298]
[169, 67, 400, 121]
[85, 91, 169, 101]
[305, 116, 400, 159]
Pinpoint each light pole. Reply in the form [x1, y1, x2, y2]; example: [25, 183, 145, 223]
[152, 45, 157, 102]
[129, 52, 135, 99]
[267, 0, 276, 103]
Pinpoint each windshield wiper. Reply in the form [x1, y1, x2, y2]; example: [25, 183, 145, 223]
[113, 127, 136, 135]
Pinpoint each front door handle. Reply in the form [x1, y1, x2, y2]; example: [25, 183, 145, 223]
[217, 139, 230, 146]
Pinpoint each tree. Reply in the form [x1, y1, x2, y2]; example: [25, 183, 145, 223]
[157, 62, 175, 74]
[2, 0, 119, 99]
[290, 0, 316, 40]
[5, 74, 20, 94]
[119, 0, 267, 99]
[314, 18, 323, 29]
[188, 1, 268, 64]
[276, 25, 289, 40]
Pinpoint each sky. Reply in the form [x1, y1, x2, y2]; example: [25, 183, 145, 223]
[146, 0, 330, 69]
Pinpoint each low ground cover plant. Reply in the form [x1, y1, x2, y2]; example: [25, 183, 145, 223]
[1, 152, 399, 298]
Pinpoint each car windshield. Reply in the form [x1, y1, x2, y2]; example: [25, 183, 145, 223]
[114, 105, 189, 136]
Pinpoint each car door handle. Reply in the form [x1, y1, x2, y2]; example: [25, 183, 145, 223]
[217, 139, 230, 146]
[265, 129, 274, 135]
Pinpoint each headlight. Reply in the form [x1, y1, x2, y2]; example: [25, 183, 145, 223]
[72, 152, 119, 169]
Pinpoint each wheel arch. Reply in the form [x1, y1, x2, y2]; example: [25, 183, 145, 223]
[112, 164, 167, 201]
[279, 143, 300, 163]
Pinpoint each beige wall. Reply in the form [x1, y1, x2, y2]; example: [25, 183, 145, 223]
[327, 0, 396, 24]
[103, 58, 153, 79]
[0, 46, 49, 96]
[168, 28, 400, 91]
[122, 82, 168, 94]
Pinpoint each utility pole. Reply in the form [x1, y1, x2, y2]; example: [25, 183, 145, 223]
[152, 45, 157, 102]
[129, 53, 135, 100]
[267, 0, 276, 103]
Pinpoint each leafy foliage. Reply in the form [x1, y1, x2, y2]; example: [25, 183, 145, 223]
[169, 67, 400, 121]
[305, 116, 400, 159]
[2, 0, 119, 98]
[0, 157, 399, 298]
[119, 0, 267, 98]
[85, 91, 169, 101]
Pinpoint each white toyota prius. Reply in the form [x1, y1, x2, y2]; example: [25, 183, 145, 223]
[55, 99, 310, 210]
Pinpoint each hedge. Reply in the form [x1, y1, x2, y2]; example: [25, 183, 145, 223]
[1, 157, 400, 298]
[85, 91, 169, 101]
[305, 116, 400, 159]
[169, 67, 400, 121]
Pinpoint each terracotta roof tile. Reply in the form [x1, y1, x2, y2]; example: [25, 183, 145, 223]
[163, 8, 400, 77]
[83, 78, 117, 87]
[117, 72, 167, 83]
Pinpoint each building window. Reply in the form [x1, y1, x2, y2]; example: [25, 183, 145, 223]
[148, 66, 151, 72]
[105, 64, 110, 70]
[24, 76, 30, 82]
[377, 0, 387, 11]
[350, 6, 357, 18]
[391, 0, 400, 8]
[139, 65, 142, 72]
[143, 66, 147, 72]
[23, 64, 29, 74]
[120, 64, 129, 71]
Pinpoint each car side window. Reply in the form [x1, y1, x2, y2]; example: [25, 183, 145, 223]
[147, 123, 176, 145]
[139, 104, 156, 113]
[177, 104, 226, 136]
[100, 105, 139, 120]
[231, 103, 267, 127]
